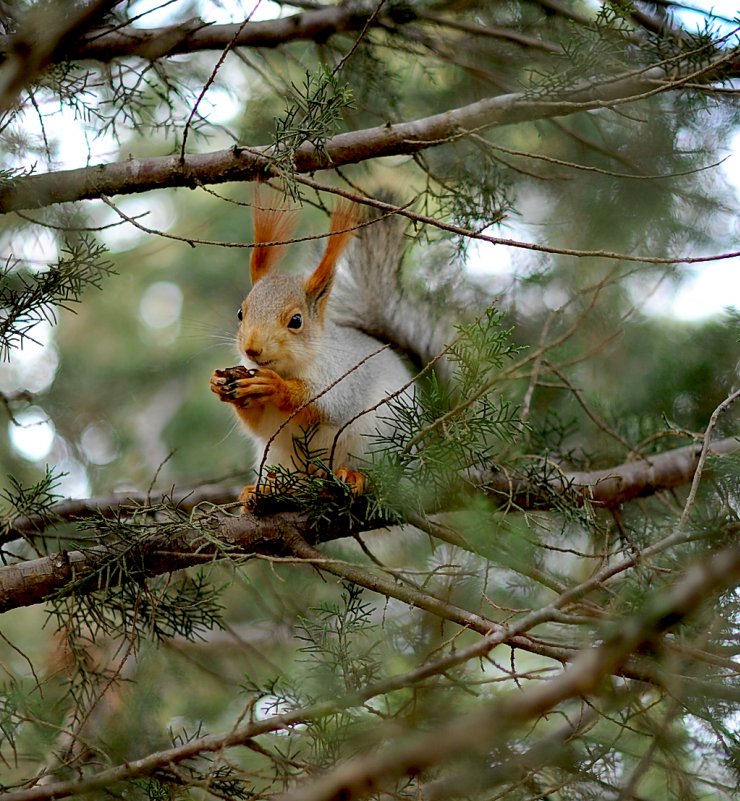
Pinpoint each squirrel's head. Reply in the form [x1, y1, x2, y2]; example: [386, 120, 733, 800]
[236, 192, 357, 378]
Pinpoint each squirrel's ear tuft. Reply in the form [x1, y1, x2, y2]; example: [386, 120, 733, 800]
[250, 186, 297, 284]
[305, 199, 358, 308]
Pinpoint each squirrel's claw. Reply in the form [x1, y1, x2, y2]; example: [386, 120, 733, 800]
[210, 366, 268, 407]
[239, 483, 259, 510]
[334, 467, 366, 496]
[239, 472, 278, 511]
[210, 369, 231, 396]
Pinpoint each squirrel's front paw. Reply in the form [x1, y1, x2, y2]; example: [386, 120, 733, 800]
[212, 366, 309, 414]
[210, 366, 265, 408]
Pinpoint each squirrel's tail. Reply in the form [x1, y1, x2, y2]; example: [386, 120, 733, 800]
[331, 201, 454, 375]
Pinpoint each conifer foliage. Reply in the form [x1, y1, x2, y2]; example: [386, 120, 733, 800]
[0, 2, 738, 800]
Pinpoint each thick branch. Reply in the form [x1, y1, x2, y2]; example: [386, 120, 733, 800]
[481, 436, 740, 508]
[2, 482, 242, 545]
[3, 437, 737, 547]
[0, 509, 302, 612]
[0, 0, 117, 111]
[1, 435, 735, 612]
[0, 63, 727, 214]
[0, 6, 389, 66]
[0, 508, 581, 670]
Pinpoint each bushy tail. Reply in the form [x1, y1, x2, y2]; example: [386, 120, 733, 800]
[331, 202, 455, 375]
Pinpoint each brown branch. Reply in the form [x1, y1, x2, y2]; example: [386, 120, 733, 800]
[0, 507, 589, 684]
[0, 60, 734, 217]
[1, 482, 242, 546]
[3, 436, 737, 551]
[1, 425, 735, 614]
[0, 508, 324, 613]
[3, 493, 739, 701]
[0, 0, 119, 111]
[479, 436, 739, 509]
[5, 6, 387, 64]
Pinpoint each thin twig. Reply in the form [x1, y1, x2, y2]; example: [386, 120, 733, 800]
[678, 388, 740, 530]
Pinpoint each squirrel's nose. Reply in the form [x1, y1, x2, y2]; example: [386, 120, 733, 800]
[245, 347, 262, 360]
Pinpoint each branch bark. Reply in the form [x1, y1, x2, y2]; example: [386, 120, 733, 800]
[2, 482, 242, 546]
[5, 509, 739, 704]
[3, 436, 736, 547]
[0, 433, 737, 621]
[0, 62, 730, 214]
[480, 436, 739, 508]
[0, 508, 301, 612]
[0, 508, 582, 671]
[1, 435, 735, 612]
[0, 6, 390, 66]
[0, 0, 119, 111]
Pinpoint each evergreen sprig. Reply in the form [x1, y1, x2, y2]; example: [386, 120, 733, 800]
[0, 236, 114, 359]
[369, 307, 524, 511]
[271, 68, 354, 192]
[296, 583, 381, 695]
[421, 145, 511, 256]
[0, 681, 24, 768]
[0, 467, 62, 536]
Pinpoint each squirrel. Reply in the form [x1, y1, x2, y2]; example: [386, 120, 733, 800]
[210, 192, 426, 508]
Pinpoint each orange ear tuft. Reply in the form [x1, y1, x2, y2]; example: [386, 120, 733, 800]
[249, 187, 298, 284]
[305, 199, 358, 306]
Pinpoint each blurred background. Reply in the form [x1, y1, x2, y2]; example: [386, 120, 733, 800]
[0, 1, 739, 796]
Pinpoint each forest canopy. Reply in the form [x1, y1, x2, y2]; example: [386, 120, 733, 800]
[0, 1, 738, 800]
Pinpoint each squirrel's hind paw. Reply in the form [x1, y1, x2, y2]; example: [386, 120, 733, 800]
[334, 467, 366, 496]
[239, 473, 278, 511]
[240, 468, 366, 513]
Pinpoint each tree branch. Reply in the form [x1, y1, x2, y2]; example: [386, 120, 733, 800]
[3, 436, 736, 549]
[0, 508, 303, 612]
[0, 6, 390, 65]
[0, 60, 734, 214]
[0, 0, 119, 111]
[0, 434, 735, 613]
[480, 435, 739, 509]
[1, 482, 242, 546]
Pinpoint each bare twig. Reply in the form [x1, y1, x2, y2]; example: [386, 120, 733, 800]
[678, 388, 740, 529]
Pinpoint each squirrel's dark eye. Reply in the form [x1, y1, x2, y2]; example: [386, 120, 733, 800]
[236, 307, 243, 321]
[287, 313, 302, 330]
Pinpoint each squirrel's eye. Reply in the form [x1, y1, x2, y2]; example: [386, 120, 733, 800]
[287, 313, 302, 330]
[236, 307, 243, 321]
